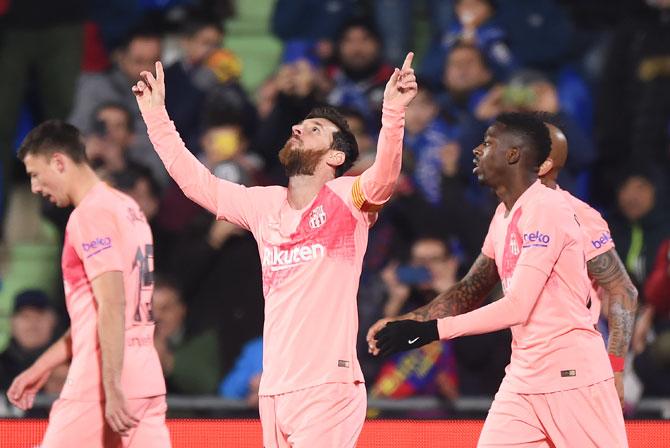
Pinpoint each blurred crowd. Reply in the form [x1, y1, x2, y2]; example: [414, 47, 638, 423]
[1, 0, 670, 417]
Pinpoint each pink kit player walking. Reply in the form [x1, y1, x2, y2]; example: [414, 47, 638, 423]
[132, 53, 417, 447]
[539, 124, 637, 408]
[369, 113, 629, 447]
[7, 121, 170, 447]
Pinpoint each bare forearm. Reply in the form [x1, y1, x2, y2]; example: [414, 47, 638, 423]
[32, 329, 72, 374]
[92, 272, 127, 393]
[98, 299, 125, 391]
[403, 254, 499, 321]
[588, 250, 638, 357]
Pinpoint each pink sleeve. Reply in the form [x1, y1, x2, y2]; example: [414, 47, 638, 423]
[143, 107, 256, 230]
[355, 104, 405, 211]
[580, 206, 614, 261]
[516, 203, 566, 276]
[71, 208, 124, 280]
[437, 264, 548, 338]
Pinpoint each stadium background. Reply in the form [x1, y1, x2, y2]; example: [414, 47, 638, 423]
[1, 0, 670, 445]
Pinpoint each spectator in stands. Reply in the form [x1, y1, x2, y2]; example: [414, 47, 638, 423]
[152, 277, 222, 394]
[367, 237, 460, 407]
[609, 172, 669, 287]
[0, 0, 85, 226]
[422, 0, 516, 84]
[85, 102, 143, 179]
[438, 42, 495, 122]
[271, 0, 355, 65]
[200, 111, 263, 186]
[0, 290, 59, 391]
[165, 12, 241, 148]
[69, 26, 167, 184]
[218, 337, 263, 407]
[373, 0, 455, 68]
[631, 238, 670, 397]
[404, 83, 460, 205]
[474, 70, 595, 198]
[252, 59, 323, 179]
[112, 164, 161, 223]
[326, 17, 394, 128]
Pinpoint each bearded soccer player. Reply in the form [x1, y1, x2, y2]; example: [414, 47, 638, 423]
[369, 113, 628, 447]
[7, 121, 169, 447]
[539, 123, 638, 407]
[133, 53, 417, 446]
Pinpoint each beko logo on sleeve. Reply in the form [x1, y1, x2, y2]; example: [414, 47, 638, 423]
[522, 230, 551, 248]
[82, 237, 112, 257]
[591, 232, 612, 249]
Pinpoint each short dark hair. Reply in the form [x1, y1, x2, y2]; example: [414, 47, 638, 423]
[111, 162, 161, 198]
[18, 120, 87, 163]
[153, 273, 184, 302]
[94, 101, 135, 133]
[117, 25, 162, 52]
[181, 9, 225, 37]
[494, 112, 551, 168]
[305, 106, 359, 177]
[336, 16, 382, 45]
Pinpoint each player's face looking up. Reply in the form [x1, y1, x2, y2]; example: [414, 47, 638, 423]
[278, 118, 345, 176]
[23, 152, 71, 207]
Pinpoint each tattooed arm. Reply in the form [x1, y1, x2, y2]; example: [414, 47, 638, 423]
[587, 248, 638, 407]
[366, 253, 499, 352]
[403, 253, 500, 321]
[588, 248, 638, 358]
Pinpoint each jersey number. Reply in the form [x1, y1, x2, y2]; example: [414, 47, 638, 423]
[133, 244, 155, 324]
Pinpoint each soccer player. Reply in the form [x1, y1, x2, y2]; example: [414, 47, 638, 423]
[539, 123, 637, 406]
[370, 113, 628, 447]
[132, 54, 417, 447]
[7, 121, 169, 448]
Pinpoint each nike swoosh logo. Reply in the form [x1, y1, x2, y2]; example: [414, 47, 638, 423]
[408, 337, 420, 344]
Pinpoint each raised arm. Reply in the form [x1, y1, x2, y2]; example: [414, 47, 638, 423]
[588, 248, 638, 406]
[133, 62, 253, 229]
[354, 53, 417, 211]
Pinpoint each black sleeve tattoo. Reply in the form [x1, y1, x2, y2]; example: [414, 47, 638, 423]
[404, 253, 500, 321]
[587, 249, 638, 357]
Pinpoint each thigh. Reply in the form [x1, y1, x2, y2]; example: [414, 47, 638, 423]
[283, 382, 367, 448]
[42, 399, 120, 448]
[126, 396, 171, 448]
[477, 390, 551, 448]
[259, 394, 290, 448]
[541, 379, 628, 448]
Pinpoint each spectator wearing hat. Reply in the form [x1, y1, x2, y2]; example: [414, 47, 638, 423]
[0, 290, 59, 391]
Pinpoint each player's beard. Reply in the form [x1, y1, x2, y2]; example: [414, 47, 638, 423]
[278, 142, 331, 177]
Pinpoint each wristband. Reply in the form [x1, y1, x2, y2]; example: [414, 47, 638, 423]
[609, 354, 625, 372]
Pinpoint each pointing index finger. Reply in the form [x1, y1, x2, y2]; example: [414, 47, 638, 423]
[401, 52, 414, 71]
[155, 61, 164, 83]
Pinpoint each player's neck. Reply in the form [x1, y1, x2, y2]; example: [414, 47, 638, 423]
[287, 172, 333, 210]
[497, 172, 537, 211]
[69, 165, 101, 207]
[542, 177, 558, 190]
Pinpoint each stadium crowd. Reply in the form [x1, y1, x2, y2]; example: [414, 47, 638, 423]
[1, 0, 669, 417]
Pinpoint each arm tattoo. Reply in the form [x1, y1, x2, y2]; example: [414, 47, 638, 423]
[587, 249, 638, 357]
[404, 254, 499, 321]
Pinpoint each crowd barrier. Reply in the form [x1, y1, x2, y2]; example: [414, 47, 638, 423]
[1, 419, 669, 447]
